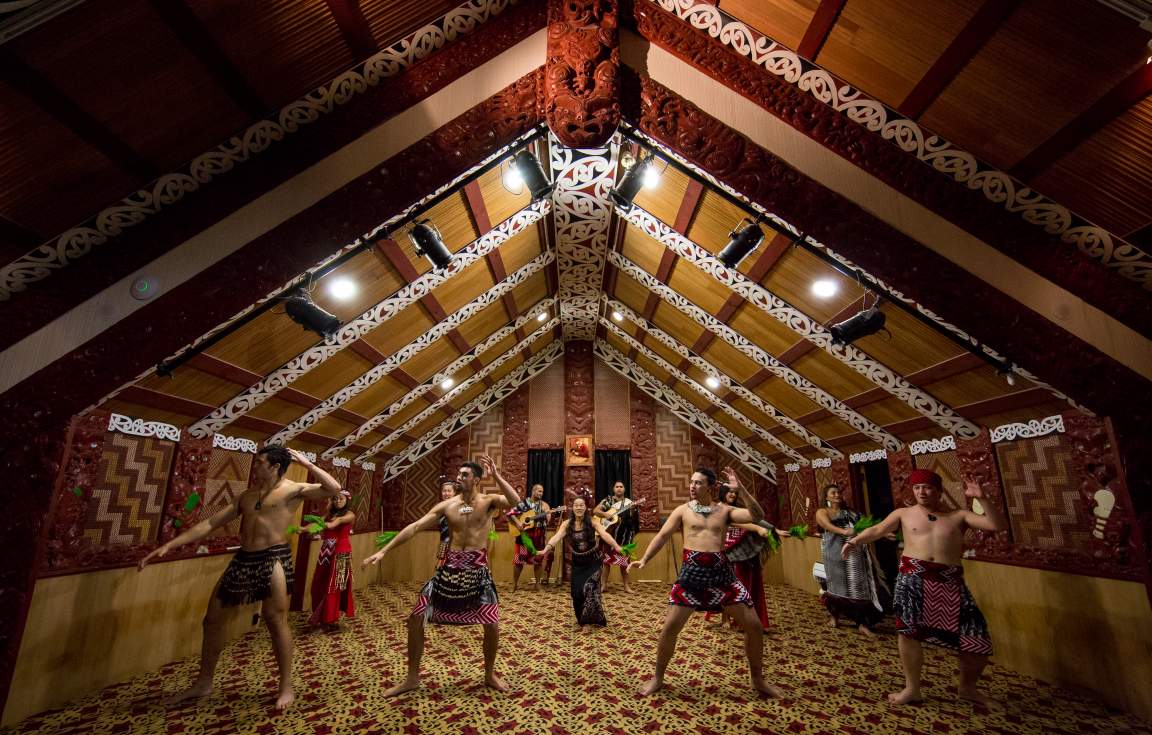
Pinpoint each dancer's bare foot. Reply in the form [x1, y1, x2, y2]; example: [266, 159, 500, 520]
[958, 688, 998, 707]
[623, 586, 634, 594]
[887, 687, 923, 705]
[484, 673, 510, 692]
[637, 677, 664, 696]
[163, 683, 212, 706]
[383, 678, 421, 697]
[581, 625, 591, 633]
[751, 676, 783, 698]
[826, 618, 839, 628]
[274, 687, 295, 711]
[858, 624, 876, 638]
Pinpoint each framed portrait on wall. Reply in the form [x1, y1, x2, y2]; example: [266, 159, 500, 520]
[566, 435, 593, 466]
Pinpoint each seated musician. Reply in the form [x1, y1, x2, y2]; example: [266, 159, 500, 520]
[508, 483, 552, 592]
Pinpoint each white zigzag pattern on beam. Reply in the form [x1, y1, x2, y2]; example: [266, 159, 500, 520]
[381, 340, 564, 480]
[329, 304, 557, 457]
[594, 340, 774, 480]
[608, 249, 900, 450]
[618, 205, 980, 439]
[650, 0, 1152, 290]
[355, 319, 559, 461]
[188, 199, 550, 438]
[604, 295, 839, 458]
[600, 318, 805, 464]
[268, 251, 555, 446]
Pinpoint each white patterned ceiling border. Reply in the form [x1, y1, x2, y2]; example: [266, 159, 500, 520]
[623, 124, 1093, 417]
[331, 457, 352, 468]
[267, 251, 555, 446]
[608, 250, 901, 451]
[811, 457, 832, 469]
[107, 413, 181, 442]
[381, 339, 564, 480]
[908, 435, 957, 456]
[212, 433, 257, 453]
[648, 0, 1152, 290]
[595, 339, 774, 480]
[186, 199, 550, 439]
[0, 0, 522, 301]
[355, 318, 559, 462]
[549, 134, 617, 339]
[301, 451, 318, 462]
[358, 461, 376, 472]
[329, 305, 556, 458]
[990, 415, 1066, 444]
[600, 317, 806, 463]
[850, 449, 888, 464]
[604, 295, 841, 458]
[617, 205, 981, 439]
[783, 463, 800, 473]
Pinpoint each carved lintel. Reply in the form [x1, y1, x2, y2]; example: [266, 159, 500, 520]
[545, 0, 620, 147]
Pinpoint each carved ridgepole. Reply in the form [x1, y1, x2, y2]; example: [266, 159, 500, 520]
[545, 0, 620, 148]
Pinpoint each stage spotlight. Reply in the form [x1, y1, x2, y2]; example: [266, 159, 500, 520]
[717, 218, 764, 269]
[643, 161, 661, 189]
[610, 153, 652, 209]
[512, 150, 554, 201]
[829, 303, 886, 346]
[285, 288, 341, 340]
[327, 277, 357, 301]
[410, 220, 453, 270]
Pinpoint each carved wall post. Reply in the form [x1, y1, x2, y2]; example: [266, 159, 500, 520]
[564, 341, 595, 493]
[955, 429, 1010, 554]
[545, 0, 620, 148]
[629, 386, 660, 531]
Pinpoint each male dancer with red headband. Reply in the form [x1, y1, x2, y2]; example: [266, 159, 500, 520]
[845, 468, 1005, 706]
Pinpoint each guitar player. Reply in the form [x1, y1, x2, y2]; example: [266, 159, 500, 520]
[508, 483, 559, 592]
[594, 481, 645, 593]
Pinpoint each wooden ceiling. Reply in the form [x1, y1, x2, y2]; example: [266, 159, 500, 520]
[2, 0, 1149, 478]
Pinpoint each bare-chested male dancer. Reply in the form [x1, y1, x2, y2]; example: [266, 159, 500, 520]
[845, 468, 1004, 706]
[363, 453, 520, 695]
[630, 467, 781, 697]
[138, 445, 342, 710]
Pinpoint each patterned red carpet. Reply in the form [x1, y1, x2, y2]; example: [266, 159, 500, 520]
[7, 582, 1150, 734]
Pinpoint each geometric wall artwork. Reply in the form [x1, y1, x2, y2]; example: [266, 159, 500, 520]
[786, 471, 808, 530]
[399, 451, 443, 526]
[350, 467, 375, 534]
[82, 432, 176, 547]
[194, 447, 252, 538]
[996, 434, 1092, 553]
[653, 404, 694, 516]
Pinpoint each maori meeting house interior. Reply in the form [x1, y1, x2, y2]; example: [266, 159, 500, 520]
[1, 0, 1151, 733]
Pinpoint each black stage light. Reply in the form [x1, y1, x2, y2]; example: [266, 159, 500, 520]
[717, 219, 765, 268]
[410, 220, 453, 270]
[829, 304, 886, 345]
[285, 288, 341, 340]
[609, 154, 651, 209]
[512, 150, 554, 201]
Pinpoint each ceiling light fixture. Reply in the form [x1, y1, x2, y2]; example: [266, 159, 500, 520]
[285, 288, 342, 340]
[327, 277, 357, 301]
[512, 150, 554, 201]
[642, 160, 661, 189]
[502, 164, 523, 193]
[537, 311, 548, 322]
[409, 220, 453, 270]
[705, 376, 721, 390]
[717, 217, 765, 269]
[829, 296, 886, 345]
[611, 310, 623, 321]
[609, 152, 652, 209]
[811, 279, 838, 298]
[440, 377, 455, 390]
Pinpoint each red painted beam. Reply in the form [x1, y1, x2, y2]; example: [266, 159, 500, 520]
[898, 0, 1021, 119]
[1011, 61, 1152, 181]
[463, 180, 494, 234]
[797, 0, 846, 60]
[323, 0, 380, 60]
[672, 179, 704, 234]
[187, 353, 262, 385]
[0, 47, 156, 180]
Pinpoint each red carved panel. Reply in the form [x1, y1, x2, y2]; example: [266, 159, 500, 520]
[564, 341, 595, 492]
[501, 386, 530, 495]
[629, 387, 660, 531]
[631, 2, 1149, 339]
[439, 428, 471, 484]
[39, 412, 110, 575]
[545, 0, 620, 148]
[380, 476, 405, 532]
[955, 430, 1010, 554]
[158, 436, 214, 545]
[830, 459, 852, 509]
[798, 467, 819, 537]
[887, 448, 915, 509]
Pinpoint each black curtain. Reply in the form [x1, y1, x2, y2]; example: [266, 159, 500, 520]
[594, 449, 632, 503]
[526, 448, 564, 509]
[859, 460, 898, 604]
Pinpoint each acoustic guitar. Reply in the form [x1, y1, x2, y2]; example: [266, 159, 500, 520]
[506, 506, 565, 537]
[599, 498, 646, 530]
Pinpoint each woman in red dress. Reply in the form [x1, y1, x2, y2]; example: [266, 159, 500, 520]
[308, 491, 356, 630]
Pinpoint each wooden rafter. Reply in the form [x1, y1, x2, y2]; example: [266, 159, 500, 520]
[796, 0, 846, 60]
[322, 0, 380, 60]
